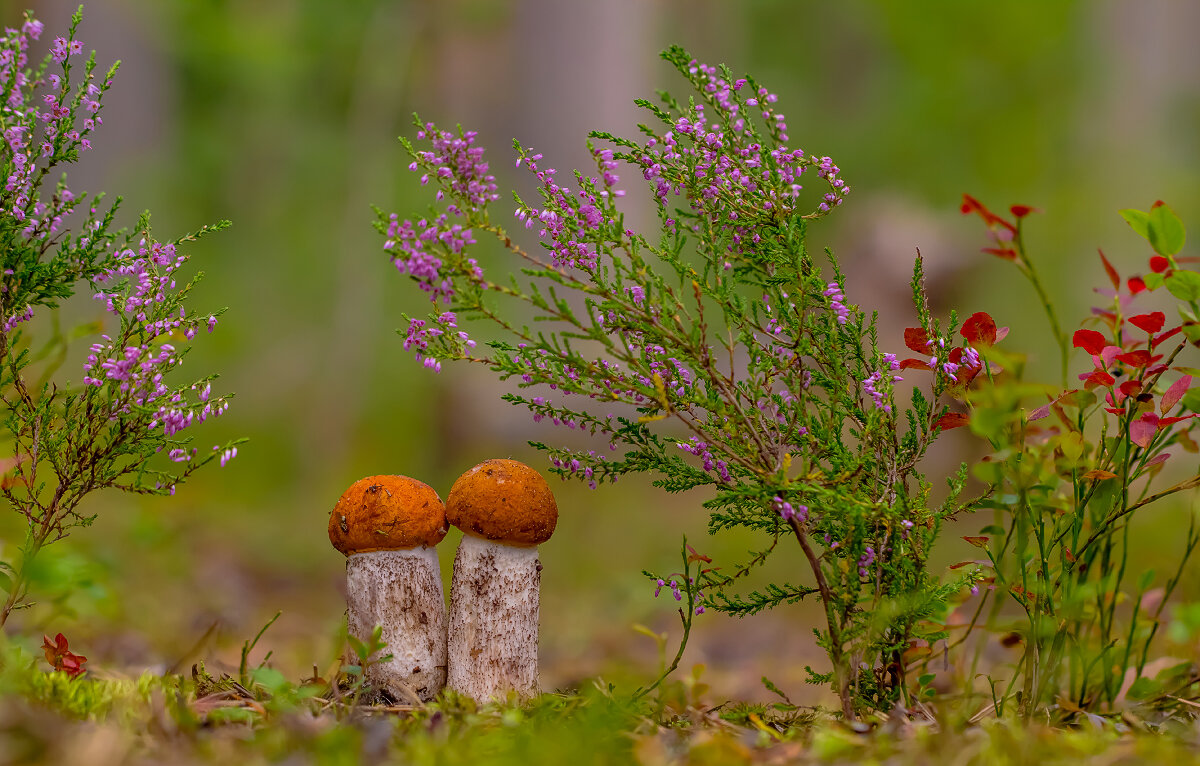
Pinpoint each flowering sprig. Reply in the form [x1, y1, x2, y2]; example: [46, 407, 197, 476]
[378, 46, 986, 719]
[0, 10, 241, 629]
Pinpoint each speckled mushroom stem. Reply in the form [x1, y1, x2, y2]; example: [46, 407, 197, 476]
[346, 546, 447, 702]
[330, 474, 450, 703]
[446, 534, 541, 702]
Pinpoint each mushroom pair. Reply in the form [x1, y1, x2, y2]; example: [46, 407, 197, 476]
[327, 459, 558, 703]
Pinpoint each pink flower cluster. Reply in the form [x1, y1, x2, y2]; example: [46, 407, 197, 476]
[384, 212, 480, 305]
[773, 495, 808, 523]
[824, 281, 849, 325]
[410, 123, 499, 211]
[1, 18, 100, 227]
[862, 354, 902, 413]
[402, 311, 474, 372]
[677, 437, 731, 483]
[83, 241, 231, 457]
[512, 148, 618, 272]
[631, 57, 850, 267]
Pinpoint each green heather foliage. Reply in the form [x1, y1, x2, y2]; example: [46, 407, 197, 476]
[379, 47, 993, 719]
[0, 9, 240, 629]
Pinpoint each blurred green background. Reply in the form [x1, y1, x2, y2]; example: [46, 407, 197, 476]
[0, 0, 1198, 706]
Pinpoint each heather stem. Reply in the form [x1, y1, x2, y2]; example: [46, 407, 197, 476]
[789, 516, 854, 721]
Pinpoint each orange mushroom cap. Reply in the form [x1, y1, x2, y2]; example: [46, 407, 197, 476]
[446, 459, 558, 546]
[329, 475, 448, 555]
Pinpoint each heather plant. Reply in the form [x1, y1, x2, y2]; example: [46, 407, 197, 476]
[953, 197, 1200, 718]
[0, 8, 239, 628]
[375, 47, 995, 719]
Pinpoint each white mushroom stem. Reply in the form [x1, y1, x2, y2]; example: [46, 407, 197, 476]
[345, 546, 447, 702]
[447, 533, 541, 702]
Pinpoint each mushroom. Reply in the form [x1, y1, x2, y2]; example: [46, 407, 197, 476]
[445, 458, 558, 702]
[328, 474, 448, 702]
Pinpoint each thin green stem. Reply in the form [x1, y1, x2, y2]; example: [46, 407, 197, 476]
[1012, 225, 1069, 387]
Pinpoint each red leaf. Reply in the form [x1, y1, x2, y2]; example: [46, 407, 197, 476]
[1104, 406, 1126, 415]
[1128, 276, 1147, 294]
[981, 247, 1018, 261]
[960, 193, 984, 216]
[1130, 414, 1158, 448]
[42, 633, 87, 677]
[1150, 255, 1170, 273]
[1154, 325, 1183, 348]
[962, 536, 989, 549]
[1115, 350, 1152, 368]
[1010, 204, 1037, 219]
[1159, 415, 1195, 428]
[935, 412, 969, 431]
[1082, 469, 1119, 481]
[898, 357, 931, 371]
[960, 312, 998, 346]
[961, 195, 1017, 234]
[1118, 380, 1143, 398]
[904, 327, 932, 355]
[42, 634, 61, 666]
[1162, 375, 1192, 414]
[1098, 249, 1120, 290]
[1130, 312, 1166, 334]
[1083, 369, 1116, 388]
[1072, 329, 1107, 356]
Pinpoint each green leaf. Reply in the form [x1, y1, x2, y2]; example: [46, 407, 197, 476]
[1184, 324, 1200, 345]
[347, 635, 369, 661]
[1120, 208, 1150, 241]
[917, 673, 936, 687]
[1125, 676, 1162, 701]
[1138, 568, 1156, 592]
[1148, 201, 1186, 256]
[1165, 270, 1200, 303]
[1059, 431, 1084, 463]
[1183, 389, 1200, 413]
[1143, 272, 1165, 291]
[251, 667, 289, 695]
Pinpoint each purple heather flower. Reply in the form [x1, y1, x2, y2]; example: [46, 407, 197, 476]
[858, 546, 876, 577]
[50, 36, 68, 62]
[773, 495, 808, 523]
[862, 371, 891, 413]
[823, 281, 849, 325]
